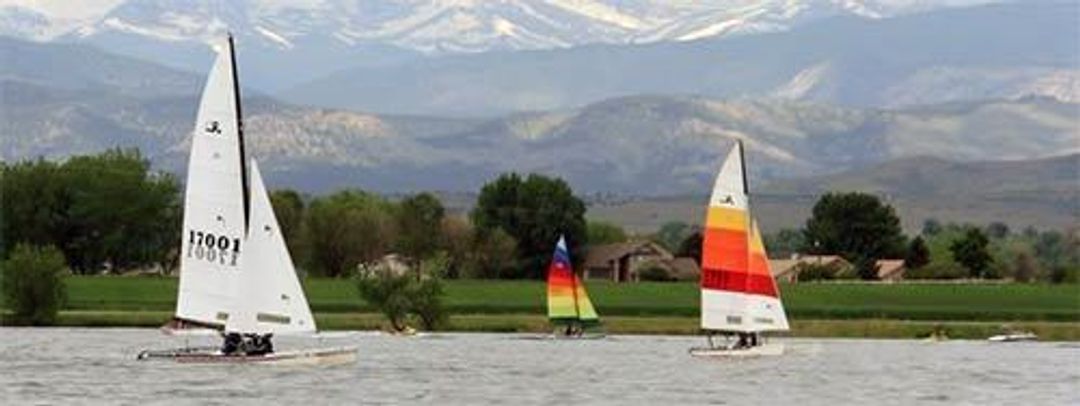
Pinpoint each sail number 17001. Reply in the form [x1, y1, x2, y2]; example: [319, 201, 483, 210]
[187, 230, 241, 266]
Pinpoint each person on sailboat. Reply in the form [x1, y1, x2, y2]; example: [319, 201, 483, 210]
[245, 333, 273, 355]
[735, 333, 749, 349]
[222, 332, 243, 355]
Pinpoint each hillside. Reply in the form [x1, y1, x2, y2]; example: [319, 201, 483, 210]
[0, 36, 199, 98]
[4, 78, 1077, 195]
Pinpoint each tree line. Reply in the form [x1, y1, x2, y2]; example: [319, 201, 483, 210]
[3, 151, 1076, 283]
[652, 192, 1079, 283]
[1, 150, 592, 280]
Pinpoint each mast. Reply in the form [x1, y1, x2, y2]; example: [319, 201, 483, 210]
[737, 140, 749, 195]
[228, 33, 249, 228]
[738, 140, 755, 333]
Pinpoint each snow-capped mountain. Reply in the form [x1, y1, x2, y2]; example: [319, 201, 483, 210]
[0, 0, 1004, 91]
[2, 0, 1000, 52]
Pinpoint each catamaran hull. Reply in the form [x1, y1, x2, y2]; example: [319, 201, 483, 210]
[138, 347, 358, 366]
[988, 333, 1038, 342]
[689, 343, 785, 358]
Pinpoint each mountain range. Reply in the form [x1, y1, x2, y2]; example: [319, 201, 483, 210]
[284, 2, 1080, 116]
[4, 57, 1077, 195]
[0, 0, 1008, 94]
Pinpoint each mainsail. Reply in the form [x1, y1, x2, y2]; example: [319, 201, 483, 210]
[174, 35, 248, 328]
[546, 236, 600, 325]
[700, 142, 789, 333]
[225, 160, 316, 335]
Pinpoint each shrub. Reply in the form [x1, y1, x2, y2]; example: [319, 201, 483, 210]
[906, 261, 967, 280]
[637, 265, 676, 282]
[795, 262, 842, 282]
[355, 253, 449, 332]
[1, 244, 68, 325]
[411, 253, 450, 330]
[355, 264, 413, 332]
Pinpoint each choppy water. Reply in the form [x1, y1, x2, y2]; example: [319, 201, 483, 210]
[1, 328, 1077, 405]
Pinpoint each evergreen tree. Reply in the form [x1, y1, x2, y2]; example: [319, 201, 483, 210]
[950, 227, 993, 278]
[904, 236, 931, 270]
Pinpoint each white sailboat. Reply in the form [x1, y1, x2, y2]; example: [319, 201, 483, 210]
[690, 141, 789, 357]
[139, 35, 355, 365]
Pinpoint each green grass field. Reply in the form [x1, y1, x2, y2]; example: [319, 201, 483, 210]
[54, 277, 1080, 322]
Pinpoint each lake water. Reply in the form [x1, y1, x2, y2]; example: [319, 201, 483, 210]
[1, 328, 1077, 405]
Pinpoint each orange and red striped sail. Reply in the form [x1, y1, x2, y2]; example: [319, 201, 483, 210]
[547, 236, 599, 325]
[700, 142, 789, 333]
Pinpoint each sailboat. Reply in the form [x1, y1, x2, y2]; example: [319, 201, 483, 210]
[690, 141, 789, 357]
[546, 235, 603, 338]
[138, 35, 355, 365]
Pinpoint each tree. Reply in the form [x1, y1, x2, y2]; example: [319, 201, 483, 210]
[921, 218, 943, 236]
[654, 221, 691, 251]
[587, 221, 628, 245]
[355, 252, 449, 332]
[1, 244, 67, 325]
[986, 222, 1010, 240]
[0, 159, 68, 259]
[355, 265, 414, 332]
[764, 228, 804, 258]
[66, 149, 181, 273]
[950, 227, 993, 278]
[468, 228, 518, 279]
[305, 190, 397, 277]
[410, 253, 450, 330]
[270, 189, 305, 255]
[438, 216, 474, 279]
[396, 193, 445, 266]
[2, 151, 180, 274]
[904, 236, 931, 270]
[471, 173, 586, 279]
[1012, 250, 1038, 283]
[676, 231, 703, 265]
[803, 192, 906, 280]
[1033, 230, 1068, 270]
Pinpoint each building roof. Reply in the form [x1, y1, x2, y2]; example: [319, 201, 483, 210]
[876, 259, 906, 279]
[770, 255, 850, 277]
[584, 240, 673, 269]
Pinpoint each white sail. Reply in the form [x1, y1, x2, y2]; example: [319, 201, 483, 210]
[700, 145, 752, 332]
[175, 36, 247, 327]
[226, 160, 316, 335]
[700, 142, 788, 333]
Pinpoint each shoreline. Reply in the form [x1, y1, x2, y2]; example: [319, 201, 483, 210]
[8, 310, 1078, 341]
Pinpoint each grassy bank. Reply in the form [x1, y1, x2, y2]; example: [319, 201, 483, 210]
[54, 277, 1080, 322]
[5, 277, 1077, 338]
[37, 310, 1080, 341]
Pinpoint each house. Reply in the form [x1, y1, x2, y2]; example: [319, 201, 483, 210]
[583, 241, 674, 282]
[875, 259, 907, 281]
[768, 254, 907, 282]
[358, 253, 412, 277]
[769, 255, 852, 282]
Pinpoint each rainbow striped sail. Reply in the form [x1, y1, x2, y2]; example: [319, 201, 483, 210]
[547, 236, 600, 326]
[700, 142, 789, 333]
